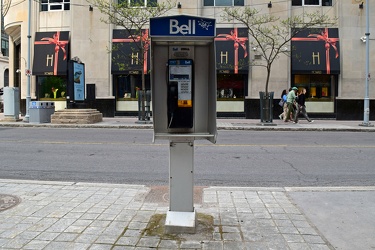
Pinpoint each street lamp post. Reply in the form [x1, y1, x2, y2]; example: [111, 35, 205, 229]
[360, 0, 373, 127]
[23, 0, 31, 122]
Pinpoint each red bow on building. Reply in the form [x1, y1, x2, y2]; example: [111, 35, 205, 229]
[216, 28, 248, 74]
[112, 29, 150, 75]
[34, 31, 68, 75]
[292, 28, 339, 74]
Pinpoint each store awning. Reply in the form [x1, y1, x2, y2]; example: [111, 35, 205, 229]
[215, 28, 249, 74]
[291, 28, 340, 74]
[32, 31, 70, 75]
[111, 29, 150, 75]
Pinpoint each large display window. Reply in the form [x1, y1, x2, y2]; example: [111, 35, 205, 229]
[38, 76, 67, 100]
[293, 74, 337, 101]
[114, 74, 150, 101]
[217, 74, 246, 100]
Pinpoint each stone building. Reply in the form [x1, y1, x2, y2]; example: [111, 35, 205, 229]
[1, 7, 9, 91]
[3, 0, 374, 119]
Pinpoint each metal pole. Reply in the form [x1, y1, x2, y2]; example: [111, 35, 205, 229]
[23, 0, 31, 122]
[361, 0, 372, 126]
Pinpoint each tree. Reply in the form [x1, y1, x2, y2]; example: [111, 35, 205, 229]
[88, 0, 174, 121]
[221, 7, 336, 95]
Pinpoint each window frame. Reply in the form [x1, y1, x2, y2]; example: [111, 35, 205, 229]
[292, 0, 332, 6]
[303, 0, 321, 6]
[1, 39, 9, 57]
[119, 0, 157, 7]
[41, 0, 70, 12]
[203, 0, 244, 7]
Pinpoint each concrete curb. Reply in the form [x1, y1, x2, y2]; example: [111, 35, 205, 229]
[1, 120, 375, 132]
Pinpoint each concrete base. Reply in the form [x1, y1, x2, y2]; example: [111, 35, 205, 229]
[359, 123, 374, 127]
[1, 116, 21, 122]
[51, 109, 103, 124]
[135, 120, 153, 124]
[257, 122, 277, 126]
[165, 209, 197, 234]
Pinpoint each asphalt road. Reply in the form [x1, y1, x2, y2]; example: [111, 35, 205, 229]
[0, 127, 374, 187]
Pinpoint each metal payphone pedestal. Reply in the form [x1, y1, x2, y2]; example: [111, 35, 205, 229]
[165, 141, 196, 234]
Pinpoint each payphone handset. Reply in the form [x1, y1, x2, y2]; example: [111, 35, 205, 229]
[167, 59, 194, 129]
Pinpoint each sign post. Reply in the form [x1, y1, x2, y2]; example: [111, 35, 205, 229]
[360, 0, 373, 127]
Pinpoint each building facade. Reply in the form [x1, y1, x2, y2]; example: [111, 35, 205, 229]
[3, 0, 374, 119]
[1, 4, 9, 91]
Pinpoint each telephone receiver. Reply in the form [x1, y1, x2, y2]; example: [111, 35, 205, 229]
[167, 59, 194, 129]
[167, 81, 178, 115]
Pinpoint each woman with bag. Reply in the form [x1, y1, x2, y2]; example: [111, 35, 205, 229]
[278, 89, 288, 120]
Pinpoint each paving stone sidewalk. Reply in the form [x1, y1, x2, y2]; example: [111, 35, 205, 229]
[0, 180, 332, 249]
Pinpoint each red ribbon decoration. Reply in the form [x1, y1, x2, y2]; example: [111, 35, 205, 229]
[215, 28, 248, 74]
[292, 28, 339, 74]
[112, 29, 150, 75]
[34, 31, 68, 75]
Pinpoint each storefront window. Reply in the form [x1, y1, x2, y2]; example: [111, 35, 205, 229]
[293, 74, 336, 101]
[114, 74, 150, 100]
[38, 76, 67, 100]
[217, 74, 245, 100]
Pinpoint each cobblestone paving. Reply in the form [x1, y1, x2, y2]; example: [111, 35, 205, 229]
[0, 180, 331, 249]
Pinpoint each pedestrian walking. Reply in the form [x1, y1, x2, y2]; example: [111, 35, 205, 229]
[284, 87, 298, 123]
[279, 89, 288, 120]
[294, 88, 314, 123]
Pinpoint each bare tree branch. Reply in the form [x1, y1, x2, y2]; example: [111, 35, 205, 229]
[87, 0, 174, 120]
[222, 7, 336, 94]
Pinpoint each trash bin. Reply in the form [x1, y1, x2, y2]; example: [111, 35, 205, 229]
[137, 90, 151, 121]
[29, 101, 55, 123]
[259, 91, 274, 123]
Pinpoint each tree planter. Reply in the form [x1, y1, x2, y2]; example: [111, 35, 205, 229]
[259, 91, 275, 125]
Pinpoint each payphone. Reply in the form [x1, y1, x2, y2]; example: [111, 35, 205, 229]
[150, 14, 216, 234]
[167, 59, 193, 129]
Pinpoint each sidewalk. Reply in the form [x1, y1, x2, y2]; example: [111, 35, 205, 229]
[1, 180, 375, 249]
[0, 115, 375, 249]
[0, 113, 375, 132]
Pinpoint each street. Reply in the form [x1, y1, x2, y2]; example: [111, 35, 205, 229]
[0, 127, 374, 187]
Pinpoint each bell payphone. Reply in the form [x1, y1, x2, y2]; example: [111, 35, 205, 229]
[167, 59, 193, 129]
[150, 14, 216, 234]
